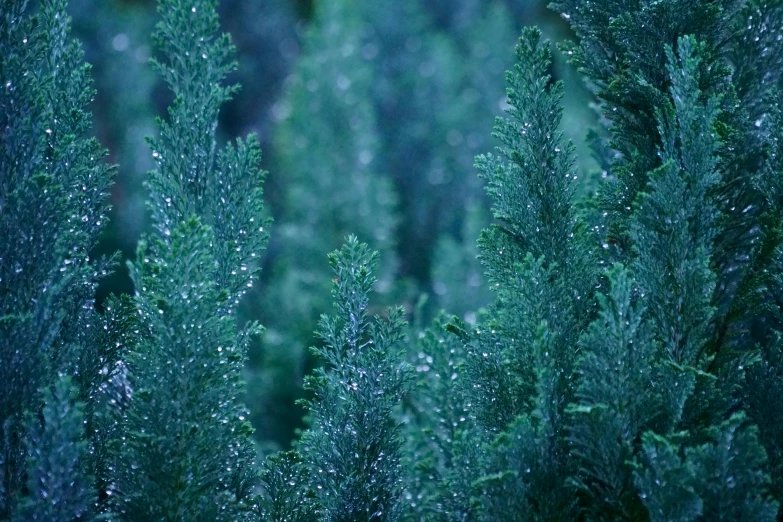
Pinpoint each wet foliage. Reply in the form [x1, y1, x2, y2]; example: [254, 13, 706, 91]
[3, 0, 783, 521]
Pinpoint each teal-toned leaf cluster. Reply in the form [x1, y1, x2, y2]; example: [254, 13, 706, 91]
[401, 314, 479, 521]
[110, 0, 269, 520]
[297, 237, 411, 522]
[250, 0, 517, 450]
[4, 0, 783, 521]
[259, 451, 316, 522]
[1, 0, 115, 518]
[403, 2, 783, 519]
[16, 376, 93, 522]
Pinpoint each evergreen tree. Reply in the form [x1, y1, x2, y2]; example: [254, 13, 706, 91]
[548, 0, 782, 368]
[296, 237, 411, 522]
[111, 0, 269, 519]
[402, 314, 479, 521]
[550, 0, 740, 254]
[252, 1, 520, 451]
[253, 0, 399, 448]
[358, 0, 515, 303]
[626, 36, 720, 431]
[567, 265, 655, 520]
[0, 0, 114, 518]
[738, 5, 783, 503]
[15, 377, 93, 522]
[409, 5, 783, 519]
[5, 1, 783, 520]
[458, 26, 596, 520]
[259, 451, 316, 522]
[550, 0, 783, 518]
[745, 83, 783, 508]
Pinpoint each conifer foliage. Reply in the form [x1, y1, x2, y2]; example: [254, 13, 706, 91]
[567, 265, 655, 521]
[259, 450, 315, 522]
[461, 27, 596, 520]
[111, 0, 268, 519]
[747, 92, 783, 507]
[16, 376, 93, 522]
[402, 314, 478, 522]
[1, 0, 114, 518]
[403, 4, 783, 520]
[298, 238, 411, 522]
[5, 0, 783, 521]
[253, 0, 400, 447]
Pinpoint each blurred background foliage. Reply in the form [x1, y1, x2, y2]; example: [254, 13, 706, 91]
[72, 0, 596, 452]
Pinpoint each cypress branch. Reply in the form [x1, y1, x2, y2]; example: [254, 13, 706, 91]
[112, 0, 269, 519]
[0, 0, 113, 517]
[298, 237, 411, 522]
[15, 376, 93, 522]
[464, 26, 597, 521]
